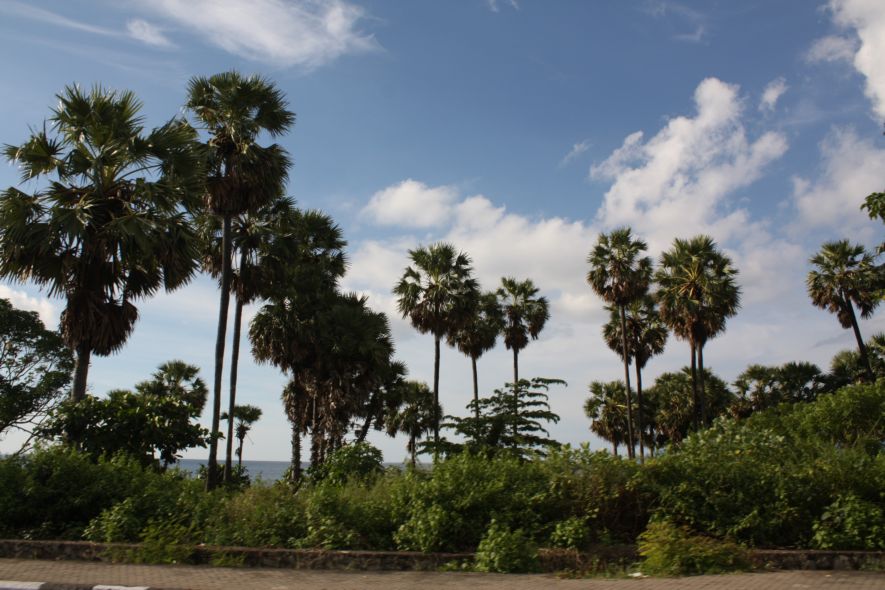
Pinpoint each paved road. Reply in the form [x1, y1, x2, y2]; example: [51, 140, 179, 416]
[0, 559, 883, 590]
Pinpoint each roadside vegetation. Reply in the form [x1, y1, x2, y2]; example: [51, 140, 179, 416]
[0, 74, 883, 574]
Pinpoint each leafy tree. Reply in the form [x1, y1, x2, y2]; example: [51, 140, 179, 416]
[41, 361, 208, 466]
[655, 236, 740, 429]
[447, 292, 503, 419]
[601, 295, 667, 458]
[496, 277, 550, 434]
[587, 228, 652, 458]
[394, 243, 479, 455]
[645, 368, 734, 447]
[807, 240, 883, 381]
[731, 362, 823, 418]
[186, 71, 294, 489]
[0, 299, 74, 446]
[0, 85, 204, 402]
[433, 377, 564, 459]
[220, 404, 262, 467]
[822, 333, 885, 391]
[384, 380, 438, 467]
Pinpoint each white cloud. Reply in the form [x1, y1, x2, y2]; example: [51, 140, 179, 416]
[805, 34, 858, 63]
[126, 19, 173, 48]
[0, 285, 58, 328]
[362, 179, 458, 228]
[791, 126, 885, 240]
[592, 78, 788, 253]
[146, 0, 378, 69]
[486, 0, 520, 13]
[825, 0, 885, 118]
[759, 77, 788, 112]
[559, 139, 591, 167]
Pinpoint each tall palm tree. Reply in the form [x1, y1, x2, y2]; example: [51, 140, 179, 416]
[447, 291, 503, 419]
[807, 240, 883, 381]
[655, 235, 740, 428]
[587, 228, 652, 458]
[496, 277, 550, 435]
[220, 404, 262, 468]
[186, 71, 294, 489]
[602, 295, 668, 459]
[0, 85, 203, 403]
[394, 243, 479, 455]
[385, 380, 438, 467]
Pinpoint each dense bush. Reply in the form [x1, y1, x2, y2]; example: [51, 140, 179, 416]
[474, 519, 539, 573]
[642, 381, 885, 547]
[638, 520, 750, 576]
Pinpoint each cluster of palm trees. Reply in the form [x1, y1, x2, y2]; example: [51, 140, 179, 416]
[587, 229, 740, 460]
[393, 243, 550, 455]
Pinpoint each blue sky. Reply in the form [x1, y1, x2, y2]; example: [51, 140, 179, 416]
[0, 0, 883, 462]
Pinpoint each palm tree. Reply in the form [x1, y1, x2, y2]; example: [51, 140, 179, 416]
[601, 295, 668, 459]
[186, 71, 294, 489]
[587, 228, 652, 458]
[220, 404, 262, 468]
[807, 240, 883, 381]
[447, 292, 503, 419]
[584, 381, 630, 456]
[0, 85, 203, 403]
[385, 380, 438, 467]
[655, 235, 740, 429]
[496, 277, 550, 435]
[394, 243, 479, 455]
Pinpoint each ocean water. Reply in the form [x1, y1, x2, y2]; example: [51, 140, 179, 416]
[177, 458, 294, 481]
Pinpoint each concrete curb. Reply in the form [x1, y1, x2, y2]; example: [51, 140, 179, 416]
[0, 583, 169, 590]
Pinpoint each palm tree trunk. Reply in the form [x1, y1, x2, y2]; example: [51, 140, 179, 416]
[357, 411, 373, 443]
[433, 335, 441, 460]
[613, 441, 618, 457]
[843, 292, 874, 381]
[237, 434, 244, 468]
[690, 340, 699, 431]
[512, 348, 520, 438]
[697, 343, 707, 426]
[409, 433, 417, 468]
[207, 213, 233, 491]
[619, 306, 636, 459]
[224, 293, 245, 483]
[71, 343, 91, 402]
[290, 423, 302, 483]
[471, 356, 480, 420]
[635, 361, 644, 463]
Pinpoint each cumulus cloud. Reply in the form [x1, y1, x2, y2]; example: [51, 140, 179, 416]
[126, 19, 173, 48]
[824, 0, 885, 118]
[145, 0, 378, 69]
[759, 77, 788, 112]
[791, 127, 885, 240]
[0, 285, 58, 328]
[592, 78, 788, 252]
[362, 179, 458, 228]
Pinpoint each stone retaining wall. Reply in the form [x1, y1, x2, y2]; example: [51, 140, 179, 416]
[0, 539, 881, 572]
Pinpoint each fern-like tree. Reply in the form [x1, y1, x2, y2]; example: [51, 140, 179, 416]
[447, 292, 503, 419]
[0, 85, 203, 403]
[587, 228, 652, 458]
[807, 240, 883, 381]
[394, 243, 479, 454]
[655, 235, 740, 429]
[601, 295, 668, 459]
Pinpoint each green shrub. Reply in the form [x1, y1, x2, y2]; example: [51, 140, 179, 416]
[638, 520, 750, 576]
[549, 517, 591, 550]
[475, 519, 539, 573]
[202, 483, 306, 548]
[393, 452, 549, 552]
[308, 442, 383, 486]
[812, 494, 885, 550]
[133, 518, 195, 564]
